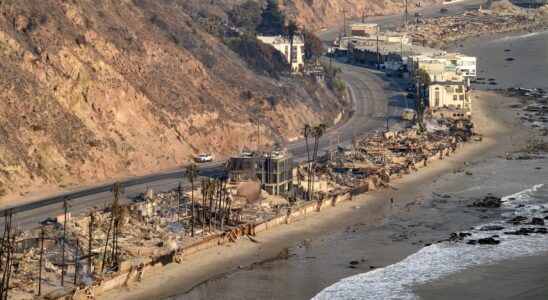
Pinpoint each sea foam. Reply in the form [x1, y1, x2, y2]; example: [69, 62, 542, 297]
[313, 185, 548, 300]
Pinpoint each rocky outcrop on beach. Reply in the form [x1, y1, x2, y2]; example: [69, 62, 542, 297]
[469, 196, 503, 208]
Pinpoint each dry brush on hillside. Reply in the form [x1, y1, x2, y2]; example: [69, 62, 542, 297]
[0, 0, 342, 202]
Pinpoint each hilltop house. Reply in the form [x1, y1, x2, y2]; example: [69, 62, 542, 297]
[257, 35, 305, 72]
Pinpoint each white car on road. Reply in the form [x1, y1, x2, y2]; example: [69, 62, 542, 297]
[194, 154, 213, 163]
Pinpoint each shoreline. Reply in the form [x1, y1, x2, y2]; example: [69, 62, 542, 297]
[98, 87, 541, 299]
[413, 251, 548, 299]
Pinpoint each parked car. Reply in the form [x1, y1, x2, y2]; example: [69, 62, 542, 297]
[440, 8, 448, 13]
[194, 154, 213, 163]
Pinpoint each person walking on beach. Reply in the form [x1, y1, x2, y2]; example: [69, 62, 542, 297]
[390, 197, 394, 210]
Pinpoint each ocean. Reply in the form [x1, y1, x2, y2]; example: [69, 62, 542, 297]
[451, 30, 548, 91]
[314, 185, 548, 300]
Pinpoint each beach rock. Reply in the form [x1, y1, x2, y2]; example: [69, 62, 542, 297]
[531, 218, 545, 225]
[507, 215, 527, 225]
[350, 260, 360, 265]
[470, 196, 503, 208]
[503, 227, 546, 235]
[477, 237, 500, 245]
[467, 240, 477, 245]
[480, 225, 505, 231]
[348, 265, 357, 269]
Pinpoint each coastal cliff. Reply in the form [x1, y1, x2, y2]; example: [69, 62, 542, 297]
[0, 0, 341, 202]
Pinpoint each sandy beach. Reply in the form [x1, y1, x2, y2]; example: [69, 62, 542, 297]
[97, 84, 547, 300]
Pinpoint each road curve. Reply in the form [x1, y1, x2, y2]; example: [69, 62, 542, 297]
[2, 19, 424, 231]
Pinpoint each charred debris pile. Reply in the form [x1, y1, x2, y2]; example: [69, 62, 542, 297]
[1, 118, 475, 299]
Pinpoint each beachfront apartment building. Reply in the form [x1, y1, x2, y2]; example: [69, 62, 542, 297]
[426, 71, 472, 116]
[257, 35, 305, 72]
[409, 53, 476, 82]
[439, 53, 477, 78]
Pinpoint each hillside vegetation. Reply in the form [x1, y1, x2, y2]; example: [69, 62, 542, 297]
[0, 0, 341, 202]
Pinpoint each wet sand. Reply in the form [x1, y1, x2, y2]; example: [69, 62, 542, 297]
[414, 252, 548, 300]
[99, 86, 547, 300]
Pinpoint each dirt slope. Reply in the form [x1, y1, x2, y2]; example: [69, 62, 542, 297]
[0, 0, 341, 202]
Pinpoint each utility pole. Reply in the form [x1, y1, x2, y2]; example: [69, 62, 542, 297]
[405, 0, 408, 23]
[257, 123, 260, 153]
[376, 34, 380, 69]
[88, 210, 94, 278]
[362, 11, 365, 23]
[38, 226, 44, 296]
[342, 9, 347, 37]
[61, 197, 70, 286]
[74, 236, 79, 284]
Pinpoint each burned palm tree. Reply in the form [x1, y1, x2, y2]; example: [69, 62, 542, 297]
[110, 202, 124, 269]
[219, 162, 230, 230]
[0, 209, 14, 298]
[177, 182, 183, 222]
[209, 180, 218, 233]
[310, 123, 327, 201]
[101, 181, 124, 275]
[282, 20, 299, 74]
[302, 124, 312, 200]
[186, 163, 198, 237]
[87, 208, 95, 278]
[201, 178, 211, 234]
[38, 225, 44, 296]
[61, 196, 71, 286]
[74, 234, 79, 284]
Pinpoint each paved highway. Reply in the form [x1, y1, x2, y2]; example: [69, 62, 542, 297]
[3, 0, 489, 231]
[5, 62, 405, 232]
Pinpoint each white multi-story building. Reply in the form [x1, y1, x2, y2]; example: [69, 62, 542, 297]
[409, 53, 476, 80]
[257, 35, 305, 72]
[426, 70, 472, 116]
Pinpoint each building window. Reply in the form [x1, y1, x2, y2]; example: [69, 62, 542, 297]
[453, 95, 458, 101]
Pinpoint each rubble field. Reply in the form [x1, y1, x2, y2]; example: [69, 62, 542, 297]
[1, 117, 476, 299]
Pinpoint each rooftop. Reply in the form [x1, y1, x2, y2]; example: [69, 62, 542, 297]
[352, 41, 444, 57]
[257, 35, 304, 45]
[349, 22, 379, 27]
[232, 149, 292, 160]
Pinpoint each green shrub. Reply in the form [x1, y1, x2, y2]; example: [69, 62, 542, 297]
[228, 0, 262, 33]
[225, 33, 288, 77]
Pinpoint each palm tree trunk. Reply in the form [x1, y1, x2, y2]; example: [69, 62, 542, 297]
[289, 37, 294, 74]
[191, 182, 195, 237]
[304, 135, 311, 201]
[311, 137, 321, 201]
[100, 214, 114, 275]
[74, 237, 79, 284]
[88, 214, 93, 277]
[61, 206, 67, 286]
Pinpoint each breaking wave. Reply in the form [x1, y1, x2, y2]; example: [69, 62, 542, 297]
[313, 184, 548, 300]
[491, 30, 548, 43]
